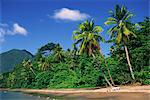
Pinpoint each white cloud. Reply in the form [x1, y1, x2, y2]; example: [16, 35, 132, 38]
[53, 8, 90, 21]
[0, 23, 28, 43]
[13, 23, 27, 35]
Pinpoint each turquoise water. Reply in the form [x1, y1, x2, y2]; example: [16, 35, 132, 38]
[0, 91, 47, 100]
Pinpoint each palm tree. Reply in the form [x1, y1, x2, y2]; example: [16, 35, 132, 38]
[53, 44, 64, 62]
[37, 58, 52, 71]
[73, 19, 103, 57]
[105, 5, 136, 79]
[22, 59, 36, 76]
[73, 19, 114, 86]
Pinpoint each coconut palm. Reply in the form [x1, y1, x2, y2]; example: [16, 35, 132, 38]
[73, 19, 104, 57]
[105, 5, 136, 79]
[73, 19, 114, 86]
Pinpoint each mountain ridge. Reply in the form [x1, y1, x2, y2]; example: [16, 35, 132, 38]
[0, 49, 33, 73]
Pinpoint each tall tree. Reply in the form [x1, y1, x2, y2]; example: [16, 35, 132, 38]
[73, 19, 114, 86]
[38, 42, 56, 56]
[105, 5, 137, 79]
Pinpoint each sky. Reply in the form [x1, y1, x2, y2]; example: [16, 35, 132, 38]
[0, 0, 149, 55]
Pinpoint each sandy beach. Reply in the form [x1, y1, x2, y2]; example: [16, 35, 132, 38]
[1, 85, 150, 100]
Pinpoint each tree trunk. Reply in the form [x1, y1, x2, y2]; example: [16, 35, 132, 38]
[30, 67, 36, 76]
[92, 53, 96, 59]
[98, 63, 113, 87]
[99, 49, 115, 86]
[102, 72, 113, 87]
[94, 54, 113, 87]
[124, 43, 135, 80]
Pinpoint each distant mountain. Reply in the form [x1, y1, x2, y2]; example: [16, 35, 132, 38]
[0, 49, 33, 73]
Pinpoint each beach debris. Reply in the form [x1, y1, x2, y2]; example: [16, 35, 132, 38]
[107, 87, 120, 92]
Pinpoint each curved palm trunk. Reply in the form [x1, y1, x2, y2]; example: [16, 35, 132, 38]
[102, 72, 113, 87]
[93, 53, 112, 87]
[99, 49, 115, 86]
[91, 53, 96, 59]
[30, 67, 36, 76]
[97, 61, 113, 87]
[124, 43, 135, 80]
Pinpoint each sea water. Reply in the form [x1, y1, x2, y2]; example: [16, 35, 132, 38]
[0, 91, 47, 100]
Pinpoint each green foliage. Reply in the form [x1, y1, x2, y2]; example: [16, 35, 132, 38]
[34, 71, 53, 89]
[38, 42, 56, 56]
[128, 17, 150, 71]
[48, 63, 78, 88]
[7, 72, 15, 88]
[135, 66, 150, 85]
[106, 57, 132, 84]
[74, 55, 100, 87]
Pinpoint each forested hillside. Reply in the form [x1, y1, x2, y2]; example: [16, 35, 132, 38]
[0, 49, 33, 73]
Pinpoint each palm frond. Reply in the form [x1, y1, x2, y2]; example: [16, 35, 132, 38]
[104, 21, 117, 25]
[93, 26, 103, 33]
[74, 39, 83, 44]
[115, 5, 121, 20]
[73, 30, 81, 35]
[107, 17, 117, 22]
[124, 13, 134, 20]
[73, 33, 85, 40]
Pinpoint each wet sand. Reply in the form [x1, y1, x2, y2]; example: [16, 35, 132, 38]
[62, 92, 150, 100]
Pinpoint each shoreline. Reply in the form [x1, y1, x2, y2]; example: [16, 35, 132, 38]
[1, 85, 150, 93]
[1, 85, 150, 99]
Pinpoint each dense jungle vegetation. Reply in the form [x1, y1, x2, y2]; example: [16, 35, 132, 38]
[0, 5, 149, 89]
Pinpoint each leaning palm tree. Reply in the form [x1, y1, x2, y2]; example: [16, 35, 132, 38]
[105, 5, 136, 79]
[73, 19, 114, 86]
